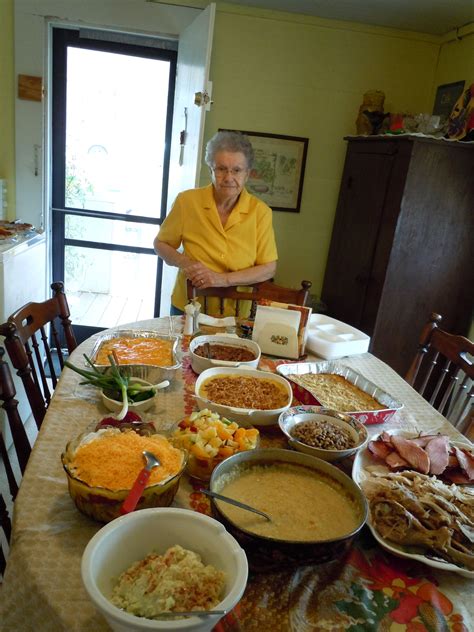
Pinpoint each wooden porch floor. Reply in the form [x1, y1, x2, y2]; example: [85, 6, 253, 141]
[68, 290, 155, 329]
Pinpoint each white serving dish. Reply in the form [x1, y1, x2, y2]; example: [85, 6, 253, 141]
[194, 366, 292, 427]
[278, 406, 369, 462]
[81, 507, 248, 631]
[352, 430, 474, 578]
[101, 377, 163, 415]
[189, 335, 261, 375]
[306, 314, 370, 359]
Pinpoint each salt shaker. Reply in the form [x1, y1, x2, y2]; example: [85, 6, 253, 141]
[183, 302, 195, 336]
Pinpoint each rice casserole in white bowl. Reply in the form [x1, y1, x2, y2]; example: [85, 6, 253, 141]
[194, 366, 293, 427]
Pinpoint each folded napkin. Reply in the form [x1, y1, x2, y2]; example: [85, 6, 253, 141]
[198, 314, 236, 327]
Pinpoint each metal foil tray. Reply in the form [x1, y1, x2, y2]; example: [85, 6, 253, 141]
[277, 361, 403, 425]
[89, 329, 182, 383]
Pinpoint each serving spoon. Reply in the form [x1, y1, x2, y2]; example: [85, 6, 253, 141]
[152, 609, 227, 618]
[120, 451, 161, 515]
[201, 489, 271, 521]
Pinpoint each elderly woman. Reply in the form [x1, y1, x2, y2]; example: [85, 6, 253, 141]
[154, 130, 278, 314]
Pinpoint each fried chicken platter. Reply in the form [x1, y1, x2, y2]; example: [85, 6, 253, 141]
[353, 430, 474, 577]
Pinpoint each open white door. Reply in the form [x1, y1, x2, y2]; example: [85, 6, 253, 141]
[161, 2, 215, 315]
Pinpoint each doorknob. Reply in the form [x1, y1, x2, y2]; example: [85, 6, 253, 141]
[194, 91, 211, 107]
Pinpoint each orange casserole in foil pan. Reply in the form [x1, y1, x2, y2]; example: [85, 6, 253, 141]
[89, 329, 181, 384]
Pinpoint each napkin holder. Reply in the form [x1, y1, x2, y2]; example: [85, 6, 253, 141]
[252, 305, 302, 359]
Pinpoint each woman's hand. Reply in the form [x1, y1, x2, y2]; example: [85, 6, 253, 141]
[183, 262, 227, 289]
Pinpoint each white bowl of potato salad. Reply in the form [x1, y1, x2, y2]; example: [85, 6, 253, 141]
[81, 507, 248, 631]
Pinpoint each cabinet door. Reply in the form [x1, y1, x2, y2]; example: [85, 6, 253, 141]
[322, 147, 395, 331]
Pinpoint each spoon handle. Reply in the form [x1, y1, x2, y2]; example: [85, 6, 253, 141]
[120, 468, 152, 515]
[154, 610, 227, 618]
[201, 489, 271, 521]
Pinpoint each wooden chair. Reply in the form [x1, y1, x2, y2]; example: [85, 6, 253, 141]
[405, 313, 474, 433]
[0, 347, 33, 499]
[0, 281, 77, 428]
[187, 279, 312, 318]
[0, 491, 12, 579]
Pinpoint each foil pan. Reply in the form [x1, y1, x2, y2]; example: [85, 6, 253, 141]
[276, 361, 403, 425]
[89, 329, 182, 383]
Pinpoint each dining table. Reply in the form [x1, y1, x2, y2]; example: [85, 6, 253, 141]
[0, 315, 472, 632]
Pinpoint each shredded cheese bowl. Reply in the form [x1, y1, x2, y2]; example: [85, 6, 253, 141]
[209, 448, 368, 570]
[194, 367, 293, 427]
[62, 429, 187, 523]
[81, 508, 248, 632]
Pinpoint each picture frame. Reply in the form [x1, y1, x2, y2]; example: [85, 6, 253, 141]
[219, 129, 309, 212]
[432, 81, 465, 118]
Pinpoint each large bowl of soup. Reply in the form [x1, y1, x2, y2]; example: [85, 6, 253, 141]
[209, 448, 367, 570]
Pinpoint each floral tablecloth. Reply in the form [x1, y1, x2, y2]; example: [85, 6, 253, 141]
[0, 317, 472, 632]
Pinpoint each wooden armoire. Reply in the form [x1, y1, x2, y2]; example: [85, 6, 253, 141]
[321, 136, 474, 377]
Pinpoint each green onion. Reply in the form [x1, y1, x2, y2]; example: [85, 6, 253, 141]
[65, 354, 137, 420]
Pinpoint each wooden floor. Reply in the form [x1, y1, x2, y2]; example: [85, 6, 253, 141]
[68, 290, 155, 329]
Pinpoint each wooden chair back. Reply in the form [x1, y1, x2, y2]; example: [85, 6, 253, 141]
[0, 282, 77, 428]
[187, 279, 312, 318]
[0, 346, 33, 499]
[405, 313, 474, 432]
[0, 491, 12, 579]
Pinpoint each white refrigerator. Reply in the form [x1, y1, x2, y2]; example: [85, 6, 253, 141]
[0, 232, 47, 448]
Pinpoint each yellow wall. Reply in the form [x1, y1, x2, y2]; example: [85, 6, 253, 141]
[434, 30, 474, 90]
[0, 0, 15, 219]
[204, 7, 440, 296]
[3, 1, 471, 302]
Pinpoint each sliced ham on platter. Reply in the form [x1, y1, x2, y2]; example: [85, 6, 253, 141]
[367, 432, 474, 483]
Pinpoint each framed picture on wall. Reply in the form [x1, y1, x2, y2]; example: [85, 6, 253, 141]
[219, 129, 309, 212]
[432, 81, 465, 118]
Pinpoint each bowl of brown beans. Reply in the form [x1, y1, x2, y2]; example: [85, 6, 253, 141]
[190, 335, 261, 375]
[278, 406, 369, 462]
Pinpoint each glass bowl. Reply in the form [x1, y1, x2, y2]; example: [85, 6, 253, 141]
[170, 409, 260, 481]
[61, 428, 187, 523]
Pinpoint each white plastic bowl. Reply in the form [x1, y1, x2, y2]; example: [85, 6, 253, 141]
[101, 378, 158, 414]
[195, 366, 292, 427]
[81, 507, 248, 632]
[278, 406, 369, 462]
[189, 335, 261, 374]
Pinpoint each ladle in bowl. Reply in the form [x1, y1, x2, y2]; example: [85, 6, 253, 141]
[120, 451, 161, 515]
[200, 489, 271, 521]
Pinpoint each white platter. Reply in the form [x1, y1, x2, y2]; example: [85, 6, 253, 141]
[352, 430, 474, 578]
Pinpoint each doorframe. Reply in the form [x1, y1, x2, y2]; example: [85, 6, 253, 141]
[50, 26, 177, 339]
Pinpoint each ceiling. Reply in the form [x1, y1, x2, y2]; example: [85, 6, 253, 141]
[223, 0, 474, 36]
